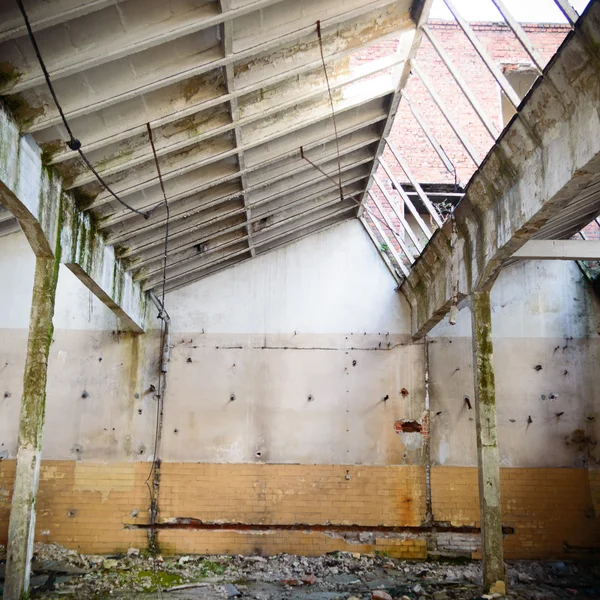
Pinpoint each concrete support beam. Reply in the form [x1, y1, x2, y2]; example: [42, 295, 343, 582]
[0, 105, 147, 332]
[512, 239, 600, 260]
[4, 254, 60, 600]
[400, 0, 600, 339]
[471, 290, 505, 595]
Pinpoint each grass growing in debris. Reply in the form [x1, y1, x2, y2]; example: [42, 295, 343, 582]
[199, 559, 227, 577]
[130, 569, 185, 590]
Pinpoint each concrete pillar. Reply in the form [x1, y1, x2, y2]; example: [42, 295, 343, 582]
[4, 254, 60, 600]
[471, 290, 506, 595]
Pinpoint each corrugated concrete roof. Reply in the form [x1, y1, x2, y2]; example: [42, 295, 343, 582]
[0, 0, 428, 293]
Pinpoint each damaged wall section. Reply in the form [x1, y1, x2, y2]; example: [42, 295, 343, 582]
[0, 221, 599, 558]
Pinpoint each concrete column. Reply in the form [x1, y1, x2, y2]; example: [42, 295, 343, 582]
[471, 290, 506, 595]
[4, 254, 60, 600]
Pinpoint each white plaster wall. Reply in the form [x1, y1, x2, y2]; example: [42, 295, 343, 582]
[430, 260, 600, 340]
[0, 230, 120, 331]
[166, 220, 410, 335]
[428, 260, 600, 468]
[2, 223, 600, 469]
[0, 222, 418, 465]
[161, 221, 421, 465]
[0, 231, 158, 461]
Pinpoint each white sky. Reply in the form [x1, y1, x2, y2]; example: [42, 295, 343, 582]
[430, 0, 590, 22]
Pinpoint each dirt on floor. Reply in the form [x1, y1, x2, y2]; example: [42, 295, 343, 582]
[0, 543, 599, 600]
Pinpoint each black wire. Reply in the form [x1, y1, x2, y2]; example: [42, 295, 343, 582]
[146, 123, 170, 306]
[316, 20, 344, 201]
[15, 0, 151, 220]
[145, 124, 171, 573]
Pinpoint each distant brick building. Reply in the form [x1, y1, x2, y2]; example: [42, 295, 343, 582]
[358, 20, 575, 264]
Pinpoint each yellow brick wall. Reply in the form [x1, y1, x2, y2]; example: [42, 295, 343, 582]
[0, 461, 427, 558]
[0, 461, 148, 554]
[158, 463, 426, 527]
[431, 466, 599, 559]
[588, 469, 600, 515]
[0, 461, 597, 559]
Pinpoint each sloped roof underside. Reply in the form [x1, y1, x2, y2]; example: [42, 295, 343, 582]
[0, 0, 424, 293]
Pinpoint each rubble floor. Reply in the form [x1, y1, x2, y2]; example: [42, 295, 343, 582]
[1, 544, 599, 600]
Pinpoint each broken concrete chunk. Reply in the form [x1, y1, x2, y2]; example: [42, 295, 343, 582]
[102, 559, 118, 570]
[224, 583, 241, 597]
[372, 591, 393, 600]
[489, 580, 506, 596]
[127, 547, 140, 557]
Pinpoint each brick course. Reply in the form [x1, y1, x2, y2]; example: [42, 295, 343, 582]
[1, 461, 597, 559]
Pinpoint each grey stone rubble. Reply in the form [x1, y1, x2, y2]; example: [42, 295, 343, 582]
[0, 543, 598, 600]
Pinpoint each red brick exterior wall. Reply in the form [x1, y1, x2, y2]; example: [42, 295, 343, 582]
[354, 20, 571, 263]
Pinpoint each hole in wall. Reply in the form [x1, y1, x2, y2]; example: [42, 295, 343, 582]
[394, 420, 422, 434]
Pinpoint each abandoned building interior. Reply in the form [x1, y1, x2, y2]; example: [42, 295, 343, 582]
[1, 0, 600, 598]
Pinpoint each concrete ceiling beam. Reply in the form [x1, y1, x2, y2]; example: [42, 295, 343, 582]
[512, 239, 600, 260]
[43, 31, 405, 167]
[91, 102, 388, 224]
[1, 0, 292, 94]
[56, 53, 400, 193]
[15, 0, 407, 134]
[106, 145, 375, 255]
[77, 89, 390, 203]
[0, 104, 146, 332]
[400, 1, 600, 339]
[125, 164, 371, 274]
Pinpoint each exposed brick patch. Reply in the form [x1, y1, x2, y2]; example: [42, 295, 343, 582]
[394, 420, 423, 433]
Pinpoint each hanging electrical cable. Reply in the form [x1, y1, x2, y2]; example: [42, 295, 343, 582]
[15, 0, 152, 220]
[299, 20, 344, 201]
[144, 123, 171, 571]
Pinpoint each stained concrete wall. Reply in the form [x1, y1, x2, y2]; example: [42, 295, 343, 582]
[1, 220, 599, 470]
[0, 230, 160, 463]
[0, 220, 425, 466]
[429, 259, 600, 469]
[2, 219, 600, 558]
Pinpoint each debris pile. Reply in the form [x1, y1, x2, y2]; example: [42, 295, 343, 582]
[0, 543, 598, 599]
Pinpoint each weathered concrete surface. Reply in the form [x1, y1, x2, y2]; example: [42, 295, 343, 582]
[428, 259, 600, 468]
[401, 1, 600, 339]
[471, 290, 505, 593]
[0, 222, 424, 465]
[0, 221, 599, 560]
[0, 105, 147, 332]
[4, 254, 60, 600]
[0, 0, 426, 290]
